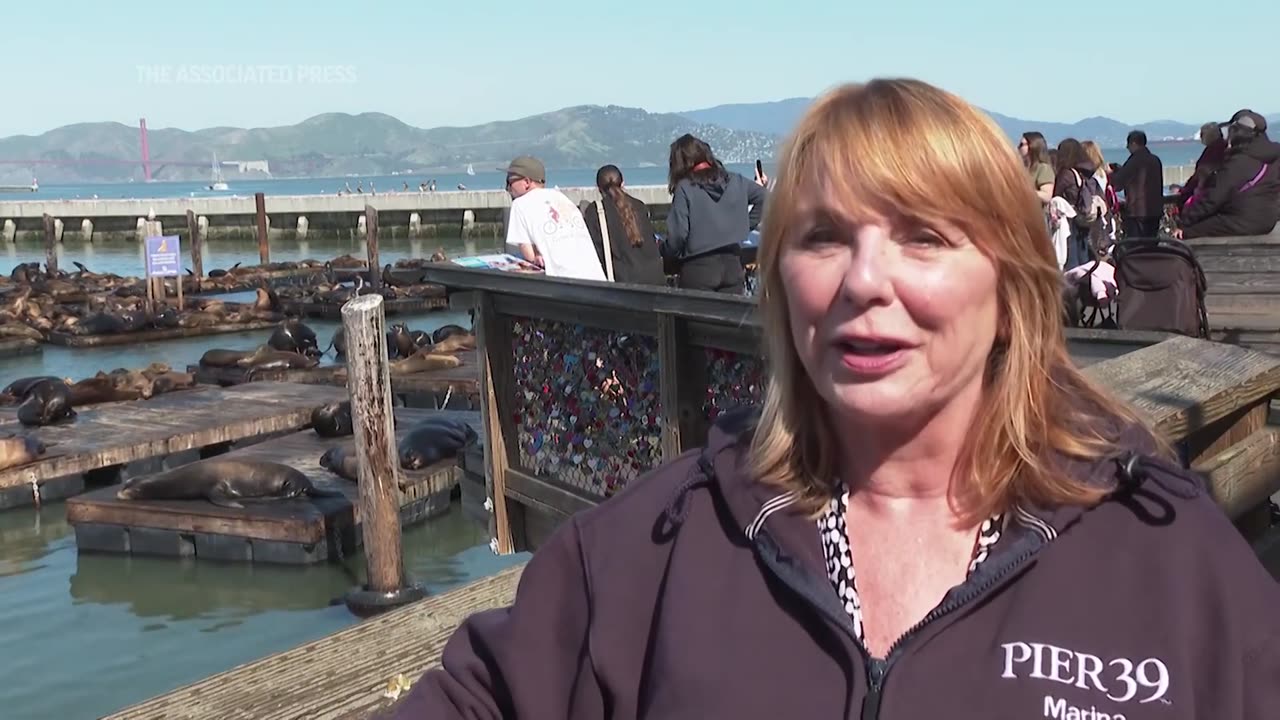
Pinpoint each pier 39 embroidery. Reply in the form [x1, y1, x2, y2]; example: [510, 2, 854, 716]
[1001, 641, 1172, 719]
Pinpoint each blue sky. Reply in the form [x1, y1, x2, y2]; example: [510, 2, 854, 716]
[6, 0, 1274, 136]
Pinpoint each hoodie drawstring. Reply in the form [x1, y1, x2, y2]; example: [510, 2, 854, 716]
[660, 455, 715, 529]
[1115, 452, 1205, 500]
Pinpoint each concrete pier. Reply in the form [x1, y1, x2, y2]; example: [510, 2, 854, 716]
[0, 185, 674, 243]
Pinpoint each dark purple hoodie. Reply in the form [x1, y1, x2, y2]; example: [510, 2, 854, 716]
[393, 408, 1279, 719]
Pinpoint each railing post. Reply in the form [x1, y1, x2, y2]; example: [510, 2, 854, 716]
[186, 208, 203, 290]
[254, 192, 269, 264]
[365, 204, 381, 291]
[42, 213, 57, 274]
[341, 293, 424, 616]
[477, 291, 520, 553]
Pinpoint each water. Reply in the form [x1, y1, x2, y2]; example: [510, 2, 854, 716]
[5, 146, 1203, 203]
[0, 232, 529, 719]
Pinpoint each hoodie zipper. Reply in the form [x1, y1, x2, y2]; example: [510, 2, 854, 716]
[755, 528, 1044, 720]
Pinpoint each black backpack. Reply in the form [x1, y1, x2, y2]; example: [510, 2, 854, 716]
[1111, 237, 1209, 338]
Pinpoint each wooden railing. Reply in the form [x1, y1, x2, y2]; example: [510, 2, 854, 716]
[421, 266, 1280, 553]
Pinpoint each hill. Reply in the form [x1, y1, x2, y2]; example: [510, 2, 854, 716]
[0, 106, 776, 183]
[679, 99, 1280, 149]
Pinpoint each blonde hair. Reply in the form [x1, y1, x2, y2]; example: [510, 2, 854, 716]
[1081, 140, 1107, 173]
[749, 79, 1167, 523]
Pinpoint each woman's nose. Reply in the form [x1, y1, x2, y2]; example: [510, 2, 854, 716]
[840, 234, 895, 309]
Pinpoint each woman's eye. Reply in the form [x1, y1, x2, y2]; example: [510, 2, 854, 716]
[905, 231, 946, 247]
[799, 227, 838, 247]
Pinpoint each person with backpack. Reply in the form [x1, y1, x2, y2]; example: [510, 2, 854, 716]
[1176, 110, 1280, 239]
[1052, 138, 1107, 270]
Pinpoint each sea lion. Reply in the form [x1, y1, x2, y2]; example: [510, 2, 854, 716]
[431, 325, 470, 344]
[237, 345, 320, 375]
[140, 362, 173, 380]
[0, 322, 43, 341]
[17, 380, 76, 427]
[63, 312, 127, 336]
[319, 445, 361, 483]
[429, 332, 477, 354]
[179, 310, 227, 329]
[199, 348, 255, 368]
[207, 262, 241, 278]
[152, 307, 181, 329]
[327, 328, 346, 357]
[268, 319, 319, 356]
[67, 376, 150, 405]
[388, 324, 417, 359]
[2, 376, 67, 401]
[115, 458, 342, 508]
[0, 434, 45, 472]
[253, 287, 282, 312]
[150, 372, 195, 394]
[398, 417, 478, 470]
[389, 349, 463, 376]
[311, 401, 353, 438]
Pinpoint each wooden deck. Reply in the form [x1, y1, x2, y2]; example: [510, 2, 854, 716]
[66, 408, 483, 564]
[44, 320, 279, 348]
[0, 337, 41, 359]
[0, 382, 347, 508]
[104, 563, 524, 720]
[187, 351, 481, 409]
[281, 295, 449, 320]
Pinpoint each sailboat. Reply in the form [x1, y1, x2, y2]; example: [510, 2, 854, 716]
[466, 163, 475, 176]
[207, 154, 229, 192]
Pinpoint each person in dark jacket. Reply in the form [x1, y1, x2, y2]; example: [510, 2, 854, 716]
[1051, 138, 1102, 269]
[1109, 130, 1165, 238]
[392, 80, 1279, 720]
[1177, 122, 1229, 208]
[1178, 110, 1280, 239]
[662, 134, 767, 294]
[581, 165, 666, 286]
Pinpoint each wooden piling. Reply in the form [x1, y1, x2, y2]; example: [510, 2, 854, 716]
[365, 204, 381, 291]
[144, 220, 163, 313]
[254, 192, 269, 264]
[186, 209, 203, 290]
[341, 293, 423, 615]
[42, 213, 57, 274]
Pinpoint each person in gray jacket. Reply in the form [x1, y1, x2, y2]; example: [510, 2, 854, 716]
[662, 134, 767, 293]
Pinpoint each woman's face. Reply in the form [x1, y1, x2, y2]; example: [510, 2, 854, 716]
[780, 190, 1000, 430]
[1018, 137, 1029, 159]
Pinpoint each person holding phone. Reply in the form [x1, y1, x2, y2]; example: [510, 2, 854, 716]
[659, 134, 768, 294]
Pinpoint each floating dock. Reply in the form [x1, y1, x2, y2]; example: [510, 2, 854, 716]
[0, 381, 347, 508]
[280, 294, 448, 320]
[0, 337, 42, 359]
[65, 409, 482, 564]
[187, 351, 481, 409]
[44, 320, 280, 348]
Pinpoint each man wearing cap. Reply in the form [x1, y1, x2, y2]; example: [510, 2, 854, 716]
[501, 155, 607, 281]
[1177, 109, 1280, 239]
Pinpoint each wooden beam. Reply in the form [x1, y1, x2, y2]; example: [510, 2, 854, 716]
[254, 192, 269, 264]
[365, 204, 381, 291]
[1194, 427, 1280, 521]
[477, 292, 519, 554]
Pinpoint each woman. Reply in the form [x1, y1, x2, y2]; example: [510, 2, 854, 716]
[1019, 130, 1055, 203]
[1081, 140, 1118, 242]
[392, 80, 1278, 719]
[581, 164, 666, 285]
[1053, 137, 1103, 268]
[661, 134, 767, 294]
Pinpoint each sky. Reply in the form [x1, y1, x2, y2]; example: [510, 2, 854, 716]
[5, 0, 1277, 137]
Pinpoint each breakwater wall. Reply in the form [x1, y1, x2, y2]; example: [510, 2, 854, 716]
[0, 185, 674, 243]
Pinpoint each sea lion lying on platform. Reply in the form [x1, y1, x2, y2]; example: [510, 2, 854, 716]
[237, 345, 320, 377]
[398, 417, 478, 469]
[67, 375, 152, 405]
[116, 458, 343, 508]
[389, 349, 462, 376]
[312, 401, 353, 438]
[431, 325, 470, 345]
[149, 372, 196, 395]
[1, 376, 68, 402]
[0, 434, 45, 472]
[0, 322, 43, 341]
[268, 319, 319, 357]
[318, 445, 365, 484]
[179, 310, 229, 329]
[207, 262, 241, 278]
[388, 323, 423, 359]
[199, 348, 255, 368]
[429, 332, 477, 355]
[253, 287, 281, 312]
[17, 380, 76, 426]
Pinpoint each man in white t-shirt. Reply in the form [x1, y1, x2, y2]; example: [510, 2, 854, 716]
[501, 155, 607, 281]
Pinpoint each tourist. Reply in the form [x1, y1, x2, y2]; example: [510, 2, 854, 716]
[501, 155, 606, 281]
[661, 134, 767, 294]
[1051, 138, 1105, 269]
[1018, 131, 1055, 203]
[390, 79, 1278, 719]
[1081, 140, 1118, 242]
[581, 165, 665, 285]
[1177, 110, 1280, 239]
[1177, 122, 1229, 209]
[1107, 130, 1165, 238]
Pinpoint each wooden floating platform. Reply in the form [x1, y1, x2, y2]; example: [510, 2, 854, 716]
[0, 337, 41, 359]
[104, 563, 524, 720]
[281, 294, 449, 320]
[44, 320, 279, 348]
[0, 381, 347, 509]
[65, 408, 483, 565]
[186, 350, 481, 408]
